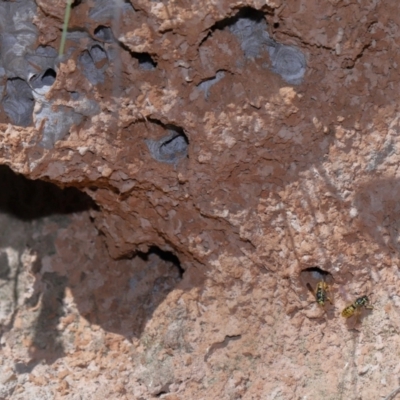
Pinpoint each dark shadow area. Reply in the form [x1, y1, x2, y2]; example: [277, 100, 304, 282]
[0, 252, 10, 280]
[0, 165, 96, 220]
[29, 272, 67, 363]
[134, 52, 157, 70]
[71, 245, 184, 339]
[138, 246, 184, 278]
[349, 177, 400, 328]
[354, 178, 400, 254]
[15, 272, 68, 373]
[0, 246, 23, 355]
[0, 164, 96, 371]
[71, 0, 82, 7]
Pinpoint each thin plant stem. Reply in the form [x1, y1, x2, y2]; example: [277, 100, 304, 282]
[59, 0, 73, 57]
[384, 385, 400, 400]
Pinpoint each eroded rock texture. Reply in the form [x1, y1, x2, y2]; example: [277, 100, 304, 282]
[1, 0, 400, 399]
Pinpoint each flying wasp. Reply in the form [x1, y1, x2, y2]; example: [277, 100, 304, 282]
[341, 295, 373, 318]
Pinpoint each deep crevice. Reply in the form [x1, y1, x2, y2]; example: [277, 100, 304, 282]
[118, 39, 158, 70]
[198, 7, 268, 48]
[0, 165, 96, 220]
[137, 246, 184, 278]
[70, 243, 185, 339]
[135, 52, 157, 70]
[213, 7, 267, 31]
[301, 266, 331, 277]
[71, 0, 82, 8]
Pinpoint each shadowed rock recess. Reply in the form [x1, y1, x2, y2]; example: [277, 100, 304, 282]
[1, 0, 400, 399]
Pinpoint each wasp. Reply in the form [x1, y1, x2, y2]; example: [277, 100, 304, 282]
[315, 281, 333, 306]
[307, 281, 332, 306]
[341, 295, 373, 318]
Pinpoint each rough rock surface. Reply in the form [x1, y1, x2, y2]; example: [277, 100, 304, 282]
[1, 0, 400, 399]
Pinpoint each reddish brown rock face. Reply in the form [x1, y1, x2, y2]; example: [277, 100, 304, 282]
[1, 0, 400, 399]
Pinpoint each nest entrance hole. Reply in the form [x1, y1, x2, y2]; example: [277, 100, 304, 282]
[300, 266, 334, 293]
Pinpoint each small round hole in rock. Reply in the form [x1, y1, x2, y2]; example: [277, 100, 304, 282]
[30, 68, 57, 90]
[41, 69, 57, 86]
[136, 52, 157, 70]
[139, 246, 184, 278]
[146, 126, 189, 165]
[94, 25, 114, 42]
[300, 266, 334, 295]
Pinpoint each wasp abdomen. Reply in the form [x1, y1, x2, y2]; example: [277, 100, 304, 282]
[341, 304, 356, 318]
[341, 295, 373, 318]
[315, 282, 332, 306]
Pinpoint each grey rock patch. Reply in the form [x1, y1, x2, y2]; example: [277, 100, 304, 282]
[2, 78, 34, 127]
[267, 42, 306, 85]
[229, 17, 271, 59]
[197, 71, 225, 99]
[146, 131, 188, 164]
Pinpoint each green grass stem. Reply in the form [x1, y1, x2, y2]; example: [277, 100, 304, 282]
[59, 0, 73, 57]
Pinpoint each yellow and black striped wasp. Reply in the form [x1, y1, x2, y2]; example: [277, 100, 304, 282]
[315, 281, 333, 307]
[303, 266, 333, 308]
[307, 280, 333, 307]
[341, 294, 373, 318]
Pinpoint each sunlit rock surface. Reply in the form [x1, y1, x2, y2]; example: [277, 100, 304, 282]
[0, 0, 400, 399]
